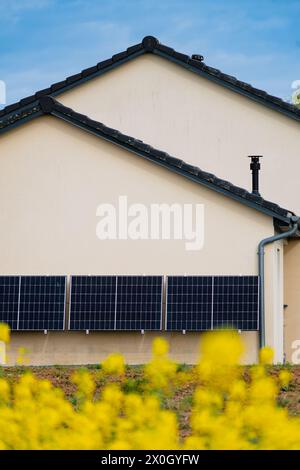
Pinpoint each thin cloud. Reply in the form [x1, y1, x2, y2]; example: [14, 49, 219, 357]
[0, 0, 52, 16]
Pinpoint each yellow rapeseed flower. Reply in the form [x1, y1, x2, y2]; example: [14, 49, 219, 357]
[101, 353, 125, 376]
[279, 369, 291, 389]
[0, 329, 299, 450]
[259, 346, 274, 365]
[16, 347, 29, 366]
[72, 369, 95, 400]
[152, 337, 169, 356]
[144, 338, 177, 391]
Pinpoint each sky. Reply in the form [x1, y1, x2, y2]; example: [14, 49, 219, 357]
[0, 0, 300, 107]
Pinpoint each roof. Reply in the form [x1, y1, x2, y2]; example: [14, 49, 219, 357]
[4, 94, 292, 225]
[1, 36, 300, 129]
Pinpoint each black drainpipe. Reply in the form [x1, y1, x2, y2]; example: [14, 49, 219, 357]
[258, 215, 300, 349]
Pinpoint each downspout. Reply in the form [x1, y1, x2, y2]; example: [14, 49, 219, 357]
[258, 215, 300, 349]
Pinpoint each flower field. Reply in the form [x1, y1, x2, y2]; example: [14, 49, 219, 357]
[1, 324, 300, 450]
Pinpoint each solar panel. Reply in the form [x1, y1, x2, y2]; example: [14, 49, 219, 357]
[166, 275, 259, 331]
[166, 276, 213, 331]
[213, 276, 259, 330]
[69, 275, 163, 331]
[18, 276, 66, 331]
[0, 276, 20, 330]
[69, 276, 116, 330]
[116, 276, 163, 330]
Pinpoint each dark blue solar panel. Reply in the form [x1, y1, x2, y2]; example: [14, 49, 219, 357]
[0, 276, 20, 331]
[166, 276, 213, 331]
[116, 276, 163, 330]
[166, 276, 259, 331]
[69, 275, 163, 331]
[18, 276, 66, 330]
[213, 276, 259, 330]
[69, 276, 116, 330]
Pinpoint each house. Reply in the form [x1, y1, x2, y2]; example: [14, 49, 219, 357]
[0, 36, 299, 365]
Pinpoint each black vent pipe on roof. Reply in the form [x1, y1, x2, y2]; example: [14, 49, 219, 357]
[248, 155, 262, 196]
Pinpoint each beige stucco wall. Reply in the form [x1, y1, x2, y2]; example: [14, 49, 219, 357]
[284, 240, 300, 363]
[58, 54, 300, 214]
[0, 116, 273, 275]
[264, 240, 284, 363]
[0, 116, 277, 364]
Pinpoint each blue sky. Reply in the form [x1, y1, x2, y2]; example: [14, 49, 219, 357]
[0, 0, 300, 107]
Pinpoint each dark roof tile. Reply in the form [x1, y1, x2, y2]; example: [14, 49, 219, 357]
[81, 65, 98, 77]
[114, 132, 133, 143]
[2, 102, 20, 114]
[261, 200, 280, 211]
[250, 88, 267, 98]
[135, 142, 151, 153]
[172, 51, 190, 63]
[229, 186, 248, 198]
[126, 44, 143, 55]
[186, 165, 200, 176]
[97, 58, 113, 70]
[50, 81, 66, 92]
[66, 73, 82, 84]
[181, 162, 199, 174]
[166, 156, 184, 168]
[201, 171, 216, 182]
[153, 149, 168, 161]
[156, 44, 175, 55]
[0, 104, 41, 129]
[203, 65, 220, 75]
[19, 95, 36, 106]
[216, 179, 233, 191]
[112, 50, 130, 62]
[35, 88, 52, 98]
[188, 57, 202, 67]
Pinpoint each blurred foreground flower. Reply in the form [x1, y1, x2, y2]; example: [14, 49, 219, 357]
[101, 353, 125, 377]
[292, 88, 300, 108]
[144, 337, 177, 392]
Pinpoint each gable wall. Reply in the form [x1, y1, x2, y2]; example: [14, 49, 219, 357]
[0, 116, 277, 364]
[58, 54, 300, 214]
